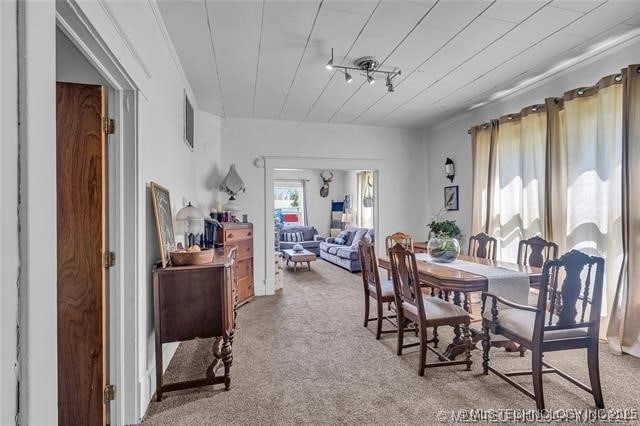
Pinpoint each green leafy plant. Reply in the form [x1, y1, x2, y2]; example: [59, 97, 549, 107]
[288, 190, 300, 208]
[427, 219, 462, 239]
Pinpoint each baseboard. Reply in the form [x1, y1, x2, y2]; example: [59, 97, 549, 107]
[138, 342, 178, 420]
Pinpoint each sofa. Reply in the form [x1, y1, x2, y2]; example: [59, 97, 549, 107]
[278, 225, 322, 255]
[319, 227, 374, 272]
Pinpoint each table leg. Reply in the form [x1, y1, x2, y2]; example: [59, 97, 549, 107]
[206, 336, 223, 379]
[443, 291, 469, 360]
[294, 262, 297, 272]
[222, 336, 232, 390]
[307, 261, 311, 271]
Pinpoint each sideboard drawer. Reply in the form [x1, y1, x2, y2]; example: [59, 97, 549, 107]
[236, 258, 253, 279]
[233, 239, 253, 261]
[225, 227, 253, 243]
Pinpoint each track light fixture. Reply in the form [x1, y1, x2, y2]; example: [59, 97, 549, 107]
[324, 49, 400, 93]
[326, 48, 334, 71]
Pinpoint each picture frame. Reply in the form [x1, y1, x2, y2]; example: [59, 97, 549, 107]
[444, 185, 459, 211]
[150, 182, 176, 267]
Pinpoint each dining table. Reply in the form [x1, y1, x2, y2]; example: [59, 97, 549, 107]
[377, 252, 542, 359]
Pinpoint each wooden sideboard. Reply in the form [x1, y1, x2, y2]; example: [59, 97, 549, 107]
[218, 222, 254, 303]
[153, 247, 236, 401]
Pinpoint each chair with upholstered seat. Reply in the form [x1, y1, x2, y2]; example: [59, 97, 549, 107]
[468, 232, 497, 260]
[358, 239, 397, 339]
[515, 236, 560, 355]
[481, 249, 605, 410]
[389, 243, 472, 376]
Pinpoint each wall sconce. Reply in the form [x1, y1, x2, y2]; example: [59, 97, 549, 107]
[445, 157, 455, 182]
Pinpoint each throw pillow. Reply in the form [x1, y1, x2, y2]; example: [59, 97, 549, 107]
[334, 230, 351, 245]
[349, 228, 368, 249]
[283, 231, 304, 242]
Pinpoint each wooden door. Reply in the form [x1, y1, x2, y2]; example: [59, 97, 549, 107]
[56, 82, 107, 425]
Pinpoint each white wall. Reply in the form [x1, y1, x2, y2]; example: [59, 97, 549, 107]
[56, 28, 108, 85]
[1, 1, 19, 424]
[273, 168, 349, 236]
[424, 39, 640, 241]
[15, 1, 224, 423]
[222, 118, 429, 296]
[194, 110, 223, 216]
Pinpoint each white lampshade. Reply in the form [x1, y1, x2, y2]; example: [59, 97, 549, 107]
[220, 164, 246, 200]
[176, 202, 204, 239]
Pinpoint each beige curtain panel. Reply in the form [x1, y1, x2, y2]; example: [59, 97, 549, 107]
[470, 65, 639, 353]
[608, 64, 640, 357]
[470, 121, 496, 235]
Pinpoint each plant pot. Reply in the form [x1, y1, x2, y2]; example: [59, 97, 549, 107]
[427, 236, 460, 263]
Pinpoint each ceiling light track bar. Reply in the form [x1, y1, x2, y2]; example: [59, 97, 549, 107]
[325, 48, 401, 92]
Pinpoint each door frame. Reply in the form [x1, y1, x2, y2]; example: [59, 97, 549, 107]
[56, 2, 139, 424]
[262, 156, 383, 295]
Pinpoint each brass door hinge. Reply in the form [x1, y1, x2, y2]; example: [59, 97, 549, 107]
[104, 384, 116, 403]
[103, 251, 116, 269]
[103, 117, 115, 135]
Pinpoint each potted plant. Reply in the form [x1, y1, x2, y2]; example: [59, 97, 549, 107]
[427, 219, 462, 263]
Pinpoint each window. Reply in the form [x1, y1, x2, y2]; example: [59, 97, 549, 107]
[356, 171, 374, 228]
[274, 181, 306, 226]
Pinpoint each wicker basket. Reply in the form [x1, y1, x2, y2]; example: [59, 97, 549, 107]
[170, 249, 214, 266]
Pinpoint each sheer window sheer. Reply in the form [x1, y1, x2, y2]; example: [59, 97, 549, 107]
[487, 109, 547, 262]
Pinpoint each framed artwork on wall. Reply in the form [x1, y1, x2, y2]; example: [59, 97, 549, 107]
[151, 182, 176, 267]
[444, 185, 459, 211]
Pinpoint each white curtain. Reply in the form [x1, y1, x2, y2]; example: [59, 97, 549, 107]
[488, 108, 547, 262]
[470, 123, 494, 235]
[561, 80, 623, 334]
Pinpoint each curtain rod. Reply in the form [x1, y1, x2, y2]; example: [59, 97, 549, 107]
[467, 71, 625, 134]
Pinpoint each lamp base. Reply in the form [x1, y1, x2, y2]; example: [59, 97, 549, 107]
[223, 199, 240, 212]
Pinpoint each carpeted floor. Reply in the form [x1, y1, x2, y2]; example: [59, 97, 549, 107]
[143, 259, 640, 425]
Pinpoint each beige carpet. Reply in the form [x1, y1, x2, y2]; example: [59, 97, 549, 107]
[143, 259, 640, 425]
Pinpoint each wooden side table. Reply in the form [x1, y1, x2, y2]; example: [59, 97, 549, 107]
[152, 247, 236, 401]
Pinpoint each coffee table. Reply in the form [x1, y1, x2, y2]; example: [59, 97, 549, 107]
[282, 249, 317, 272]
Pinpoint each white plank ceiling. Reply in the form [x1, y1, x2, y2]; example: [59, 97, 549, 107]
[158, 0, 640, 129]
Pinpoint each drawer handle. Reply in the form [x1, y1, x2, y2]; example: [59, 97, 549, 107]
[247, 232, 252, 236]
[228, 233, 233, 239]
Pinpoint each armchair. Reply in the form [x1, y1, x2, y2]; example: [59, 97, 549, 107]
[481, 249, 605, 410]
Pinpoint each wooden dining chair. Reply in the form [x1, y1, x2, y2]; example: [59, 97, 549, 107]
[481, 249, 605, 410]
[358, 239, 397, 339]
[385, 232, 414, 254]
[389, 243, 472, 376]
[384, 232, 413, 280]
[468, 232, 497, 260]
[514, 236, 560, 356]
[517, 236, 559, 268]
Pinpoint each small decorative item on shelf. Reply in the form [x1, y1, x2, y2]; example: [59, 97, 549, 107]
[292, 243, 304, 253]
[427, 219, 462, 263]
